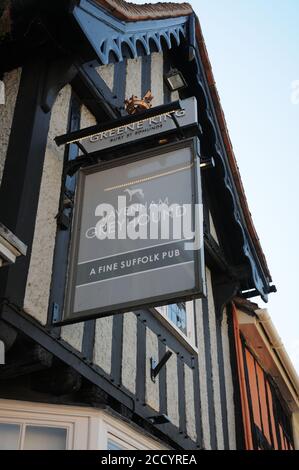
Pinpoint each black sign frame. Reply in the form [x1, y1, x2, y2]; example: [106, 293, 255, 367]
[55, 137, 206, 326]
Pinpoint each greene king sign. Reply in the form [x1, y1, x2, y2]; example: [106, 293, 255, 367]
[74, 97, 197, 153]
[62, 138, 205, 324]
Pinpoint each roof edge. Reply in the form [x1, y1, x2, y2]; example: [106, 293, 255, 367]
[93, 0, 193, 21]
[194, 17, 271, 280]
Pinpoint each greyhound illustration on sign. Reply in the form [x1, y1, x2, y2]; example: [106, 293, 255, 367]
[123, 188, 145, 201]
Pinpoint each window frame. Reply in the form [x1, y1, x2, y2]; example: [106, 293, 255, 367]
[0, 418, 72, 450]
[152, 300, 197, 354]
[0, 400, 168, 450]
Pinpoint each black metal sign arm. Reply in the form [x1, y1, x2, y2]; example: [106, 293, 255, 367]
[150, 351, 173, 383]
[54, 100, 183, 147]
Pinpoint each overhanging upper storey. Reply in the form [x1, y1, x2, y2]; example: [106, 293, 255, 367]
[0, 0, 274, 302]
[68, 1, 274, 302]
[72, 0, 189, 64]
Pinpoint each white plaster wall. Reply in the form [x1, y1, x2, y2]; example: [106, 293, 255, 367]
[194, 297, 211, 449]
[81, 104, 97, 128]
[151, 53, 164, 107]
[221, 307, 237, 449]
[0, 68, 22, 186]
[122, 312, 137, 394]
[206, 267, 224, 449]
[184, 363, 197, 441]
[24, 85, 72, 325]
[61, 323, 84, 352]
[166, 348, 179, 427]
[96, 64, 114, 91]
[145, 328, 160, 411]
[125, 58, 142, 101]
[94, 316, 113, 375]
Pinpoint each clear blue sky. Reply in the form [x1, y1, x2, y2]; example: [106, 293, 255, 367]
[131, 0, 299, 372]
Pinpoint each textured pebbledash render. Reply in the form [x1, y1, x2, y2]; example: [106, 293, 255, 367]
[94, 316, 113, 375]
[125, 57, 142, 100]
[0, 68, 22, 186]
[205, 267, 224, 449]
[122, 312, 138, 394]
[24, 85, 72, 325]
[221, 307, 237, 449]
[80, 104, 97, 128]
[61, 322, 84, 352]
[166, 347, 180, 428]
[150, 53, 164, 107]
[184, 363, 197, 441]
[96, 63, 114, 91]
[194, 298, 211, 449]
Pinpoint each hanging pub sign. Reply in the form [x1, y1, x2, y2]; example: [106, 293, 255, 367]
[55, 98, 206, 325]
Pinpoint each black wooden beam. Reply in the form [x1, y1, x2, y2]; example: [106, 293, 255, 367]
[204, 232, 250, 283]
[0, 302, 200, 449]
[141, 55, 151, 98]
[111, 314, 124, 387]
[113, 60, 127, 113]
[136, 316, 146, 405]
[158, 340, 167, 415]
[202, 296, 217, 449]
[0, 60, 52, 307]
[0, 302, 135, 410]
[215, 316, 230, 449]
[72, 62, 120, 121]
[212, 274, 240, 322]
[140, 309, 194, 369]
[47, 93, 81, 334]
[177, 356, 187, 436]
[163, 49, 172, 104]
[81, 319, 96, 362]
[226, 303, 246, 450]
[192, 356, 203, 448]
[211, 271, 240, 449]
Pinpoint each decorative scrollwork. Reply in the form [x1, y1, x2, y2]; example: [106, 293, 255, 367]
[73, 0, 187, 64]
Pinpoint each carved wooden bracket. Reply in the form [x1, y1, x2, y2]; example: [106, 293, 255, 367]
[41, 58, 78, 113]
[212, 274, 240, 322]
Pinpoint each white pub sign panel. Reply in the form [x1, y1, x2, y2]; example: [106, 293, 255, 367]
[59, 100, 205, 324]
